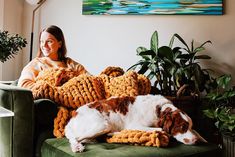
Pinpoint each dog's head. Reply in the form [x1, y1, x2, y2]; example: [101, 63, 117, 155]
[156, 104, 206, 145]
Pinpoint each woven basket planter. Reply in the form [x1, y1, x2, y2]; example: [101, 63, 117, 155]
[222, 133, 235, 157]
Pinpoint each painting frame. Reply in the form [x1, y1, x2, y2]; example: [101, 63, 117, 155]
[82, 0, 223, 15]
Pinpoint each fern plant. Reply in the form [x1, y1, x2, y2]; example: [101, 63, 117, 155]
[0, 30, 27, 62]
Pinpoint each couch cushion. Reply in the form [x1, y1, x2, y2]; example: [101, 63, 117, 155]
[41, 138, 220, 157]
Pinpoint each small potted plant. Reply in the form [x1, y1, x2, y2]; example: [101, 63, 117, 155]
[203, 74, 235, 157]
[0, 30, 27, 63]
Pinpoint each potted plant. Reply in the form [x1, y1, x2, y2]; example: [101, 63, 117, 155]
[203, 74, 235, 157]
[128, 31, 213, 123]
[128, 30, 212, 97]
[0, 30, 27, 63]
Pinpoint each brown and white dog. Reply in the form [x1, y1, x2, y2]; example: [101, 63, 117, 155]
[65, 94, 206, 152]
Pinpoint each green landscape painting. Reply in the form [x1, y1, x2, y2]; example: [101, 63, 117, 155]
[82, 0, 223, 15]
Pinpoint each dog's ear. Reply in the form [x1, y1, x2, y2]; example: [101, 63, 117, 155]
[156, 107, 173, 133]
[163, 114, 173, 133]
[171, 111, 189, 134]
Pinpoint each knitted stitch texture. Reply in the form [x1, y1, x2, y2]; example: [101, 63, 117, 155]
[31, 67, 151, 138]
[106, 130, 169, 147]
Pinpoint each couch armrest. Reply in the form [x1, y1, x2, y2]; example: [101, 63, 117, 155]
[33, 99, 58, 157]
[0, 83, 34, 157]
[0, 81, 15, 85]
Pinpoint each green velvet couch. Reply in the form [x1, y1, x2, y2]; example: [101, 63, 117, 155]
[0, 82, 34, 157]
[0, 82, 221, 157]
[41, 138, 221, 157]
[0, 82, 57, 157]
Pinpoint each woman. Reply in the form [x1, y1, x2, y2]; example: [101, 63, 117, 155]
[17, 25, 89, 157]
[18, 25, 88, 89]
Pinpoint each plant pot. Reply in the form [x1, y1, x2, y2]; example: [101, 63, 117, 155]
[150, 86, 199, 116]
[222, 133, 235, 157]
[165, 95, 199, 123]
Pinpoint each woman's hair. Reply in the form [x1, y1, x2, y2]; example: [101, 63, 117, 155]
[37, 25, 67, 61]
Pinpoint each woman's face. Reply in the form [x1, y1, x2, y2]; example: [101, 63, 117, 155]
[40, 31, 62, 60]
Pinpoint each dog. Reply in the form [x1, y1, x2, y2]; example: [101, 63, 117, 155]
[65, 94, 206, 152]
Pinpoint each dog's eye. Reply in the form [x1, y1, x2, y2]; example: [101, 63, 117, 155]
[181, 124, 188, 131]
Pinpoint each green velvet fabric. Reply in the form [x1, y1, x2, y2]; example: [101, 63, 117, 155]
[0, 82, 57, 157]
[41, 138, 221, 157]
[34, 99, 58, 157]
[0, 116, 13, 156]
[0, 83, 34, 157]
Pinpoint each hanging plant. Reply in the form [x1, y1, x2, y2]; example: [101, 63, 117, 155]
[0, 30, 27, 63]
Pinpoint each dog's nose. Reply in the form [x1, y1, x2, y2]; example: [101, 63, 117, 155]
[192, 137, 199, 144]
[183, 138, 190, 144]
[183, 137, 198, 145]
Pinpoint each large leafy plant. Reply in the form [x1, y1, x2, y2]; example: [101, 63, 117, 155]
[0, 30, 27, 62]
[206, 74, 235, 103]
[204, 107, 235, 135]
[128, 31, 212, 97]
[203, 75, 235, 135]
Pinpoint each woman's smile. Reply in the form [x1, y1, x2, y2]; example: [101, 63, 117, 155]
[40, 31, 62, 60]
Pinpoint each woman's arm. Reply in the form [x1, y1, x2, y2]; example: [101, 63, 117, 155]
[18, 57, 90, 89]
[17, 59, 40, 90]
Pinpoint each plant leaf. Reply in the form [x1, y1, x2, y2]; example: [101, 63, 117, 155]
[173, 33, 190, 52]
[151, 31, 158, 54]
[216, 74, 232, 89]
[158, 46, 173, 61]
[195, 55, 211, 60]
[203, 109, 215, 119]
[136, 46, 148, 55]
[138, 62, 150, 74]
[139, 50, 156, 59]
[199, 40, 212, 48]
[169, 33, 176, 48]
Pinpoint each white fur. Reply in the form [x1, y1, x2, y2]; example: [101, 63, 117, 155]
[65, 94, 203, 152]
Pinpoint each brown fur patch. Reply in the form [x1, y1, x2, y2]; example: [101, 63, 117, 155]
[156, 107, 189, 136]
[88, 96, 136, 115]
[170, 111, 189, 135]
[183, 138, 190, 144]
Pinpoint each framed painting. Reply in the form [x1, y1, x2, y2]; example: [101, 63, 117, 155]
[82, 0, 223, 15]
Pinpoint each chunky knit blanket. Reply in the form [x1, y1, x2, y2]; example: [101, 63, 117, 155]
[31, 66, 151, 138]
[106, 130, 169, 147]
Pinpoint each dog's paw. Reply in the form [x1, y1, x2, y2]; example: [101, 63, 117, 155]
[71, 142, 85, 153]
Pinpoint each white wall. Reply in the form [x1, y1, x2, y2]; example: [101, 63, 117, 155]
[0, 0, 24, 81]
[22, 0, 235, 83]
